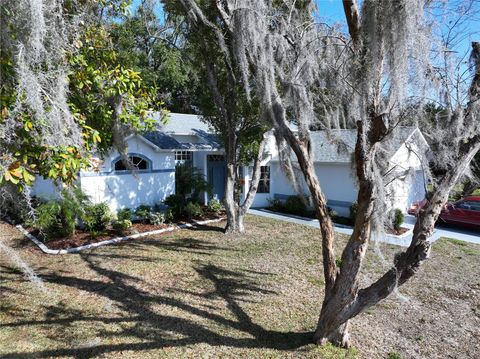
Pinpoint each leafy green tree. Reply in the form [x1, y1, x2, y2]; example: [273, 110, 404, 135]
[0, 2, 164, 190]
[110, 0, 200, 112]
[68, 24, 163, 154]
[163, 0, 269, 234]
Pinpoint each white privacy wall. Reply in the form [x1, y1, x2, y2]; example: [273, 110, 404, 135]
[79, 136, 176, 212]
[79, 171, 175, 212]
[98, 135, 176, 172]
[30, 176, 62, 200]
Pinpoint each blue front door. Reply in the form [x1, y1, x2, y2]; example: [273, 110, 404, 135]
[207, 155, 226, 201]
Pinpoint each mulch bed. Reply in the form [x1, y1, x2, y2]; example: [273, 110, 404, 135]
[28, 213, 226, 251]
[30, 222, 168, 250]
[386, 227, 410, 236]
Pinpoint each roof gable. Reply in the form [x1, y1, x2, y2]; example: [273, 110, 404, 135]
[280, 127, 424, 163]
[142, 112, 221, 150]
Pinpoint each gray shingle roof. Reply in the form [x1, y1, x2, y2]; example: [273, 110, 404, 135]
[143, 112, 221, 150]
[153, 112, 212, 134]
[283, 127, 419, 163]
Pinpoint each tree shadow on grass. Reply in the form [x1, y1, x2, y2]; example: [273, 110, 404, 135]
[185, 223, 226, 234]
[118, 236, 234, 257]
[0, 266, 24, 311]
[0, 245, 312, 358]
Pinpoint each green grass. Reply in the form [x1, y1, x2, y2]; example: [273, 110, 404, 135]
[447, 238, 480, 255]
[0, 215, 478, 358]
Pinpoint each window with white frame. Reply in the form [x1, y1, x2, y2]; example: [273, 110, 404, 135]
[175, 151, 192, 162]
[257, 166, 270, 193]
[113, 155, 150, 172]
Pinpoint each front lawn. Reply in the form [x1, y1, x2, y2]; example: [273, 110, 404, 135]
[0, 216, 478, 358]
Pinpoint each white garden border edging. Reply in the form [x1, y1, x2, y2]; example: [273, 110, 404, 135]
[16, 217, 226, 255]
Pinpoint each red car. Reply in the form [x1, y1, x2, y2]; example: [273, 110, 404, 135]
[408, 196, 480, 229]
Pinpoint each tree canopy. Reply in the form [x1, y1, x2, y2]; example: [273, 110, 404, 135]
[0, 0, 165, 190]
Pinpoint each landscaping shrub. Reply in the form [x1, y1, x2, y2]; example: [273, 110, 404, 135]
[175, 162, 212, 202]
[185, 202, 203, 219]
[392, 208, 404, 230]
[267, 198, 285, 213]
[349, 201, 359, 220]
[33, 188, 96, 240]
[82, 202, 112, 232]
[328, 208, 338, 218]
[164, 194, 186, 219]
[207, 198, 223, 214]
[147, 212, 165, 226]
[285, 195, 307, 216]
[112, 219, 132, 232]
[117, 208, 132, 221]
[35, 201, 76, 240]
[134, 205, 151, 223]
[164, 194, 205, 221]
[164, 208, 174, 223]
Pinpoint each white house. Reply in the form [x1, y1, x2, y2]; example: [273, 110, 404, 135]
[248, 128, 429, 216]
[32, 113, 428, 216]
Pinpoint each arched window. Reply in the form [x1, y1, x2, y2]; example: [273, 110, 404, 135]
[113, 154, 151, 172]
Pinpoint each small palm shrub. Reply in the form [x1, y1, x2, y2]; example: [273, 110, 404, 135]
[175, 162, 212, 202]
[82, 203, 112, 232]
[112, 219, 132, 232]
[117, 208, 132, 221]
[185, 202, 202, 219]
[207, 198, 223, 214]
[35, 201, 76, 240]
[135, 205, 151, 223]
[164, 194, 186, 219]
[33, 188, 90, 240]
[285, 195, 308, 216]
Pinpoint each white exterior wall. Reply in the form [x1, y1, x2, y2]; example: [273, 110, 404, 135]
[80, 171, 174, 212]
[250, 136, 427, 216]
[31, 177, 62, 200]
[79, 136, 176, 212]
[250, 161, 357, 216]
[385, 170, 426, 212]
[98, 135, 176, 172]
[385, 140, 426, 212]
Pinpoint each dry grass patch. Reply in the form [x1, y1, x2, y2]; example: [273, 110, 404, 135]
[0, 216, 478, 358]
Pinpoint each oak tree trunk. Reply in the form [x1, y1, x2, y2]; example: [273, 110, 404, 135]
[224, 137, 266, 235]
[224, 161, 240, 234]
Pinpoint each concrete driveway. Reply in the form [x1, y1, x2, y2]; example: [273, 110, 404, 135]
[248, 209, 480, 247]
[403, 214, 480, 245]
